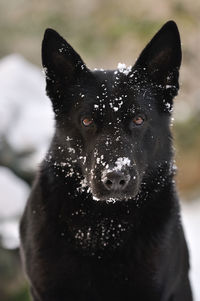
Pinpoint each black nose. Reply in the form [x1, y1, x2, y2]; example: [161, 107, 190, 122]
[102, 171, 130, 191]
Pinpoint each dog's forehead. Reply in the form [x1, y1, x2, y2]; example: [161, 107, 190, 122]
[92, 70, 129, 113]
[77, 69, 156, 116]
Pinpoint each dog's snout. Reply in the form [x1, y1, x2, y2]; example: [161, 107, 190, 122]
[102, 171, 130, 191]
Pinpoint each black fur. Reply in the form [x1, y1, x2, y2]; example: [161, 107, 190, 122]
[20, 21, 193, 301]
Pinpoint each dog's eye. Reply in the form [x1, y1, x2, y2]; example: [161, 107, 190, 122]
[133, 115, 144, 126]
[82, 118, 93, 127]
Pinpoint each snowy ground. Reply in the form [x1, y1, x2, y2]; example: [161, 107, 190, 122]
[0, 54, 54, 170]
[0, 166, 30, 248]
[0, 55, 199, 299]
[182, 200, 200, 301]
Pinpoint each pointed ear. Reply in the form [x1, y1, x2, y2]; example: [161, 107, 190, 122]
[134, 21, 182, 98]
[42, 29, 88, 109]
[42, 28, 87, 81]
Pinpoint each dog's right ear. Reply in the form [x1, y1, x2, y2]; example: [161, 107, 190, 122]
[133, 21, 182, 102]
[42, 29, 88, 109]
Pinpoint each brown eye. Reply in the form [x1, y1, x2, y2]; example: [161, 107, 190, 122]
[133, 115, 144, 126]
[82, 118, 93, 127]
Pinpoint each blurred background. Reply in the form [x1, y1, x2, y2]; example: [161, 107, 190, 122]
[0, 0, 199, 300]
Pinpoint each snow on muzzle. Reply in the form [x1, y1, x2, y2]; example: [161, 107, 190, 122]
[102, 157, 132, 192]
[88, 149, 140, 201]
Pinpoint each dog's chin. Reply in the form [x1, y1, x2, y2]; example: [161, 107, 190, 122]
[87, 179, 140, 203]
[91, 190, 138, 203]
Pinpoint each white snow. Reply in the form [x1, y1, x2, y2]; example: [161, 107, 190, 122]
[68, 147, 76, 154]
[0, 166, 30, 249]
[117, 62, 132, 75]
[0, 220, 20, 249]
[0, 166, 29, 218]
[0, 54, 54, 170]
[182, 200, 200, 301]
[102, 157, 131, 182]
[58, 47, 64, 53]
[0, 54, 54, 247]
[114, 157, 131, 170]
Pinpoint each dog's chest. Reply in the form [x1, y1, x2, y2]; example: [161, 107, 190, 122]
[65, 210, 133, 255]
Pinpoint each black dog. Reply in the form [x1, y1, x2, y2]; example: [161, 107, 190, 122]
[20, 21, 193, 301]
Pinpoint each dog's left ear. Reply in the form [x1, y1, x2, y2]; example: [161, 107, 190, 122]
[42, 28, 87, 82]
[42, 29, 89, 110]
[134, 21, 182, 99]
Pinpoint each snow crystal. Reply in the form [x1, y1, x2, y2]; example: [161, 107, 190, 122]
[77, 178, 89, 193]
[166, 84, 176, 89]
[92, 195, 101, 201]
[66, 136, 73, 141]
[102, 157, 131, 179]
[79, 156, 87, 164]
[170, 117, 175, 126]
[68, 147, 75, 154]
[93, 68, 105, 71]
[96, 157, 101, 164]
[118, 100, 124, 108]
[105, 198, 117, 204]
[114, 157, 131, 171]
[80, 178, 88, 188]
[165, 102, 171, 110]
[117, 63, 132, 75]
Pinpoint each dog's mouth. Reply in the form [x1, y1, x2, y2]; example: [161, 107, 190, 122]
[92, 192, 136, 203]
[90, 184, 139, 203]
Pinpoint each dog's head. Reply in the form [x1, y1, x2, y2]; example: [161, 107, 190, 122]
[42, 21, 181, 202]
